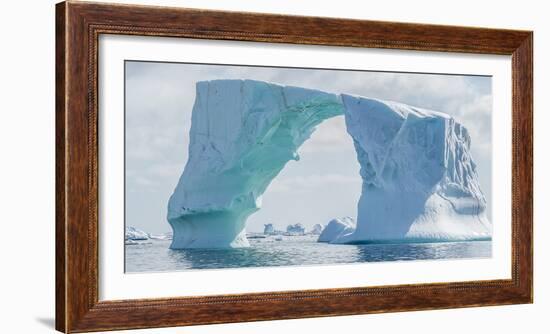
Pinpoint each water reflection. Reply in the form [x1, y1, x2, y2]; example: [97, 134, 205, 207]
[354, 241, 491, 262]
[125, 236, 491, 272]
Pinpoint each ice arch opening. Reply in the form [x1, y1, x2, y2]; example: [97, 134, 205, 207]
[168, 79, 491, 249]
[246, 115, 362, 239]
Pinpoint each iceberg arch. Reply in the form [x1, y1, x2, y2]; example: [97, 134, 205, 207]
[168, 79, 491, 249]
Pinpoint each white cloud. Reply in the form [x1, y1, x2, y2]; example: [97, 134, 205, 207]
[298, 116, 354, 154]
[133, 175, 158, 188]
[269, 173, 359, 193]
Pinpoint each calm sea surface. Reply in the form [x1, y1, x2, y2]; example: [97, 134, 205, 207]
[125, 235, 491, 273]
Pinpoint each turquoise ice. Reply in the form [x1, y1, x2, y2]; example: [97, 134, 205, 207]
[167, 80, 344, 248]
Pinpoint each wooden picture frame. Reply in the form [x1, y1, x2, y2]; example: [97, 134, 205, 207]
[56, 1, 533, 332]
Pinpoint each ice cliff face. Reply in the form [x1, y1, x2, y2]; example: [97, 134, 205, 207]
[168, 80, 343, 248]
[168, 79, 491, 249]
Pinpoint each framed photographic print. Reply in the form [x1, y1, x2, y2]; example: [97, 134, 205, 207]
[56, 1, 533, 332]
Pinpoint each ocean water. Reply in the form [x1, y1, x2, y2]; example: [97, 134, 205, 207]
[125, 235, 491, 273]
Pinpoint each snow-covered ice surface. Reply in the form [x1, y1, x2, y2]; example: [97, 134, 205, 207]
[168, 80, 491, 249]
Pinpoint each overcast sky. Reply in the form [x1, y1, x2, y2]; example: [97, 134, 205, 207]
[125, 61, 492, 234]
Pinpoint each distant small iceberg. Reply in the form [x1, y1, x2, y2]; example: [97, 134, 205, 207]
[286, 223, 306, 236]
[125, 226, 149, 241]
[310, 223, 324, 235]
[150, 232, 173, 241]
[318, 217, 356, 243]
[125, 227, 174, 245]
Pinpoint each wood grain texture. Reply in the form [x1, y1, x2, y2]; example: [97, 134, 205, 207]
[55, 1, 533, 332]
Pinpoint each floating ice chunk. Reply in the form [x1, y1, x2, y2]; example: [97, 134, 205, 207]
[310, 224, 324, 235]
[318, 217, 356, 243]
[125, 226, 149, 241]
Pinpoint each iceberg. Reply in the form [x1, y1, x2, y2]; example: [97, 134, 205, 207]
[286, 223, 306, 235]
[310, 223, 324, 235]
[125, 226, 149, 241]
[263, 223, 275, 235]
[168, 80, 343, 249]
[168, 79, 491, 249]
[332, 96, 491, 244]
[317, 217, 356, 243]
